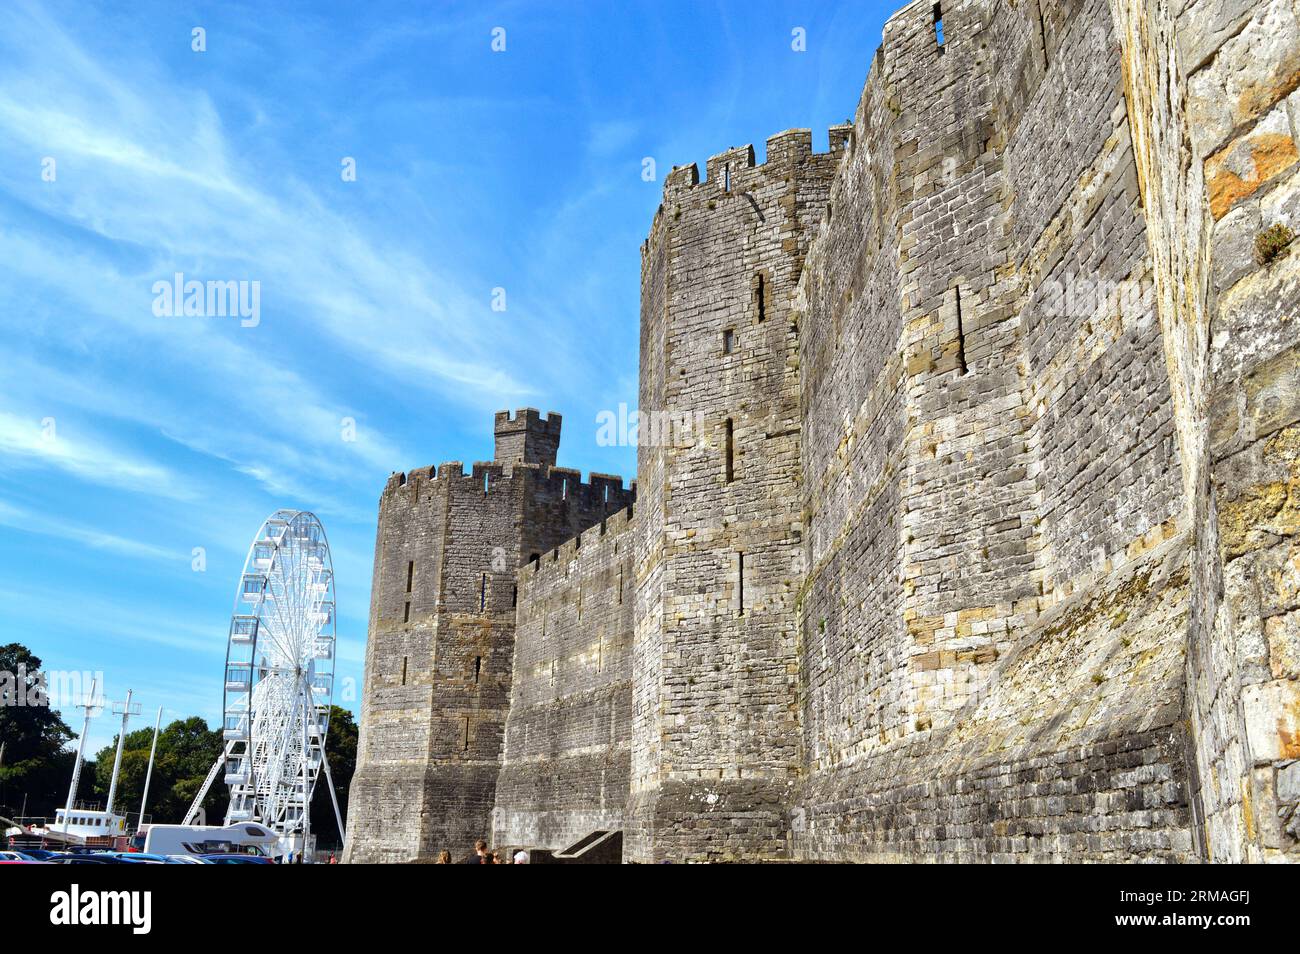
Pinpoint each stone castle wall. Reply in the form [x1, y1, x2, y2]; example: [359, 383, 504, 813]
[791, 0, 1194, 861]
[493, 508, 636, 849]
[348, 0, 1300, 863]
[1111, 0, 1300, 861]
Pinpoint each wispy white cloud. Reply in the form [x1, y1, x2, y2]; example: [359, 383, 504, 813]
[0, 499, 181, 561]
[0, 409, 194, 500]
[0, 1, 528, 404]
[0, 259, 402, 518]
[0, 584, 227, 661]
[0, 0, 560, 545]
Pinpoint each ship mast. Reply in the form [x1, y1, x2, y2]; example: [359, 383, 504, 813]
[139, 705, 164, 824]
[61, 677, 99, 830]
[104, 689, 140, 817]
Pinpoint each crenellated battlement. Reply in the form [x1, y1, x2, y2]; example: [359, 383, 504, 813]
[493, 407, 562, 436]
[381, 459, 632, 505]
[702, 144, 754, 186]
[660, 126, 851, 203]
[521, 503, 636, 582]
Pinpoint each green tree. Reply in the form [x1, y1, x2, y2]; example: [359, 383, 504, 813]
[91, 716, 228, 825]
[0, 643, 81, 819]
[310, 705, 357, 852]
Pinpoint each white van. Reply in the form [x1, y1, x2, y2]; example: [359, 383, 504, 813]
[142, 822, 279, 859]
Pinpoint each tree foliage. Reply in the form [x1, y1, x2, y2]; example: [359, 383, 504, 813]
[0, 643, 81, 819]
[2, 642, 356, 843]
[310, 705, 357, 852]
[90, 716, 228, 825]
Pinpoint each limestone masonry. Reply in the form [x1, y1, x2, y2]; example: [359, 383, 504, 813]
[345, 0, 1300, 862]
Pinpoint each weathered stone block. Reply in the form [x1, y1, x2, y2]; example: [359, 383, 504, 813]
[1206, 101, 1299, 221]
[1187, 0, 1300, 159]
[1265, 609, 1300, 679]
[1243, 680, 1300, 763]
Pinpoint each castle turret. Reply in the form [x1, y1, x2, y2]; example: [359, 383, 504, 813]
[494, 408, 561, 467]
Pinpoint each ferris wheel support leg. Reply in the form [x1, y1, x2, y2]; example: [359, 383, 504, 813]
[322, 749, 346, 845]
[184, 747, 229, 826]
[302, 705, 311, 861]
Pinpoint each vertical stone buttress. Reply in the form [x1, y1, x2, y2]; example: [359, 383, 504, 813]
[626, 134, 842, 861]
[889, 0, 1036, 738]
[1111, 0, 1300, 860]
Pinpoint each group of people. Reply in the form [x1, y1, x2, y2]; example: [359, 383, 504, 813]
[435, 840, 529, 864]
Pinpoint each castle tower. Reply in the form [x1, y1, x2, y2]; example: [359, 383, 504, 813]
[626, 131, 845, 861]
[494, 408, 561, 467]
[344, 411, 633, 863]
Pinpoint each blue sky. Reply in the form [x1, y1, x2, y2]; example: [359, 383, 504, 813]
[0, 0, 897, 759]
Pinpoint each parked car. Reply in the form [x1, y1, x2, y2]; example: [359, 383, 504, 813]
[200, 853, 273, 864]
[17, 848, 59, 861]
[98, 851, 178, 864]
[43, 853, 124, 864]
[0, 850, 36, 861]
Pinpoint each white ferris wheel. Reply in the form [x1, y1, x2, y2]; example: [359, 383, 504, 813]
[187, 510, 345, 853]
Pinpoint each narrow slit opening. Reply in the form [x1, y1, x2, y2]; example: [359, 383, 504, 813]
[737, 551, 745, 616]
[724, 418, 735, 483]
[955, 285, 968, 375]
[1035, 0, 1049, 69]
